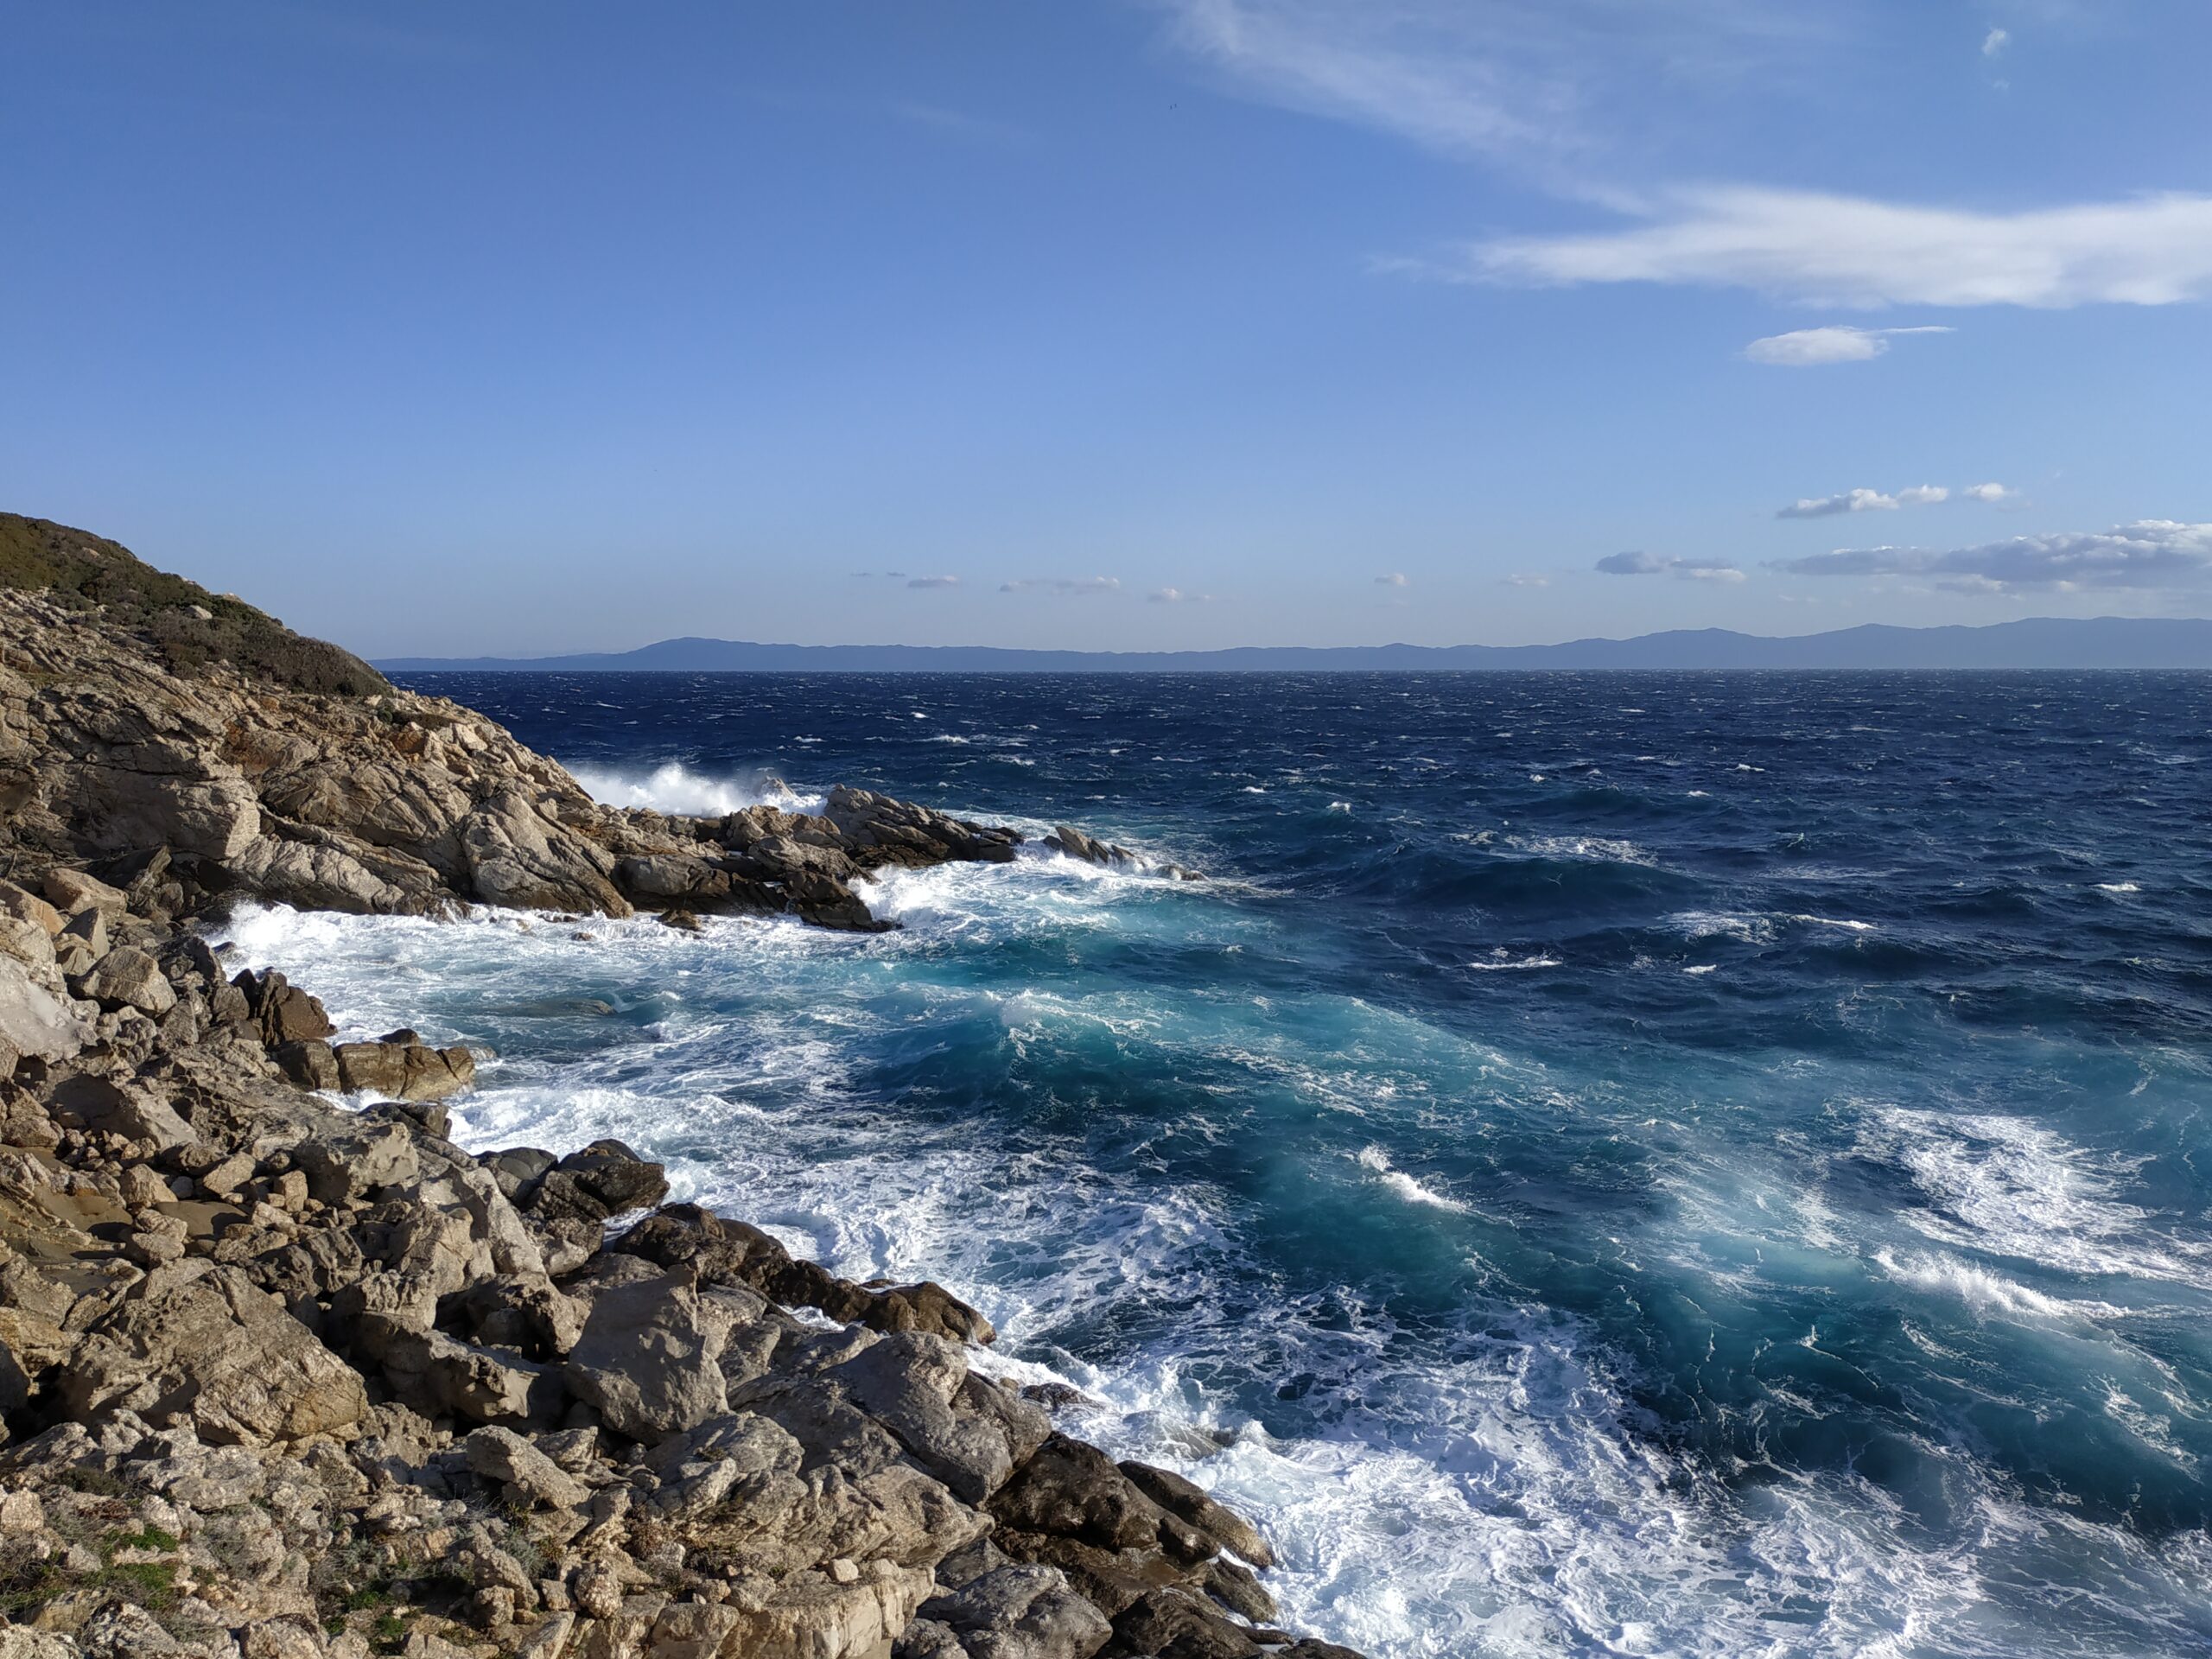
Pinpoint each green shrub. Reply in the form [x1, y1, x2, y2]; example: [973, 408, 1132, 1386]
[0, 512, 389, 696]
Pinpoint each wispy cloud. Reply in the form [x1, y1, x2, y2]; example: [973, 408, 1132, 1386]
[1745, 324, 1953, 366]
[851, 569, 911, 580]
[1982, 26, 2011, 55]
[906, 575, 960, 589]
[1375, 571, 1409, 587]
[1771, 520, 2212, 593]
[1147, 586, 1212, 602]
[1779, 485, 1948, 518]
[1464, 188, 2212, 308]
[1502, 573, 1551, 588]
[1155, 0, 1837, 175]
[1597, 550, 1745, 582]
[888, 101, 1028, 146]
[1000, 576, 1122, 596]
[1962, 481, 2018, 503]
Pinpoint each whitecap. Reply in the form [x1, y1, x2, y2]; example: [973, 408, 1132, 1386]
[570, 760, 820, 816]
[1356, 1147, 1471, 1213]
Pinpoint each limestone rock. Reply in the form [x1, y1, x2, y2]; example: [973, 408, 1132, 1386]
[60, 1261, 367, 1443]
[565, 1268, 726, 1442]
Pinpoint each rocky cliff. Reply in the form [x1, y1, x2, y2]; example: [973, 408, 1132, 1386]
[0, 520, 1357, 1659]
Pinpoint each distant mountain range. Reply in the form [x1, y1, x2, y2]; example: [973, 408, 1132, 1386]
[378, 616, 2212, 674]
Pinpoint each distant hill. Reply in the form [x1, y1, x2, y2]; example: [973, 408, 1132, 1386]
[379, 616, 2212, 673]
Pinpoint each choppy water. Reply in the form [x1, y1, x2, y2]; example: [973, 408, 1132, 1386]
[234, 671, 2212, 1656]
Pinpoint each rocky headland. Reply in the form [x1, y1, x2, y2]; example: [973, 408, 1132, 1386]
[0, 515, 1358, 1659]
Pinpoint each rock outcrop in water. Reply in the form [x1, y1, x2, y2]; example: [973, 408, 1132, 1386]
[0, 517, 1357, 1659]
[0, 514, 1018, 934]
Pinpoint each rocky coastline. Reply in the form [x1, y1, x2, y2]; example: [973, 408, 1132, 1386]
[0, 516, 1361, 1659]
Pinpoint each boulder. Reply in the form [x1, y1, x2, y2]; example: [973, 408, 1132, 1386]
[827, 1332, 1047, 1503]
[720, 1560, 938, 1659]
[917, 1563, 1114, 1659]
[987, 1434, 1163, 1553]
[461, 785, 631, 915]
[465, 1425, 590, 1510]
[564, 1267, 727, 1442]
[71, 944, 177, 1016]
[295, 1118, 421, 1204]
[43, 1073, 196, 1151]
[0, 880, 63, 937]
[0, 955, 92, 1066]
[60, 1261, 367, 1443]
[334, 1039, 477, 1101]
[233, 968, 334, 1046]
[1117, 1461, 1275, 1569]
[41, 866, 127, 920]
[527, 1138, 669, 1223]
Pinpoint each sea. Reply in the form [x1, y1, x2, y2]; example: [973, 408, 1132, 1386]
[226, 671, 2212, 1657]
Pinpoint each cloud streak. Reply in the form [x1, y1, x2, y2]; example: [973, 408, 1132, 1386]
[1000, 576, 1122, 596]
[1771, 520, 2212, 593]
[1466, 187, 2212, 308]
[905, 575, 960, 589]
[1745, 324, 1953, 365]
[1778, 485, 1948, 518]
[1597, 550, 1744, 582]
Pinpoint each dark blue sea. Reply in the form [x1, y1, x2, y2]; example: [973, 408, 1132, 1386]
[238, 671, 2212, 1656]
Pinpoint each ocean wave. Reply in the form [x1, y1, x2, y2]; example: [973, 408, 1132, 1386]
[569, 760, 822, 816]
[1355, 1146, 1471, 1213]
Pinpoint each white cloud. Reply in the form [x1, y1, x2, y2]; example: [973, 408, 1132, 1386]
[1375, 571, 1409, 587]
[1982, 26, 2010, 55]
[1778, 483, 2011, 518]
[1744, 324, 1955, 365]
[1502, 573, 1550, 588]
[1779, 486, 1904, 518]
[1147, 586, 1212, 602]
[1596, 550, 1745, 582]
[1770, 519, 2212, 592]
[1465, 187, 2212, 308]
[1000, 576, 1122, 596]
[906, 575, 960, 589]
[1155, 0, 1839, 172]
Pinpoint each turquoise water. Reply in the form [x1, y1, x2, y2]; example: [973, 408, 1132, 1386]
[234, 671, 2212, 1656]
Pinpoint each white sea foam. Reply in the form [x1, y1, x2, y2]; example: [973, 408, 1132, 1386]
[215, 893, 2212, 1659]
[1467, 953, 1564, 971]
[1355, 1147, 1471, 1213]
[2095, 881, 2142, 893]
[1864, 1108, 2209, 1286]
[569, 760, 822, 816]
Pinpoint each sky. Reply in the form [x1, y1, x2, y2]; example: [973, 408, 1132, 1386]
[5, 1, 2212, 658]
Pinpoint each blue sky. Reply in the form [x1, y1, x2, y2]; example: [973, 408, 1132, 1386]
[5, 2, 2211, 656]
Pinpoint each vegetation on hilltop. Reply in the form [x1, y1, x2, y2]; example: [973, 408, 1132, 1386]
[0, 512, 389, 696]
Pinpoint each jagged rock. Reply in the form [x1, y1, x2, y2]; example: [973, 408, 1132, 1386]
[274, 1038, 340, 1090]
[369, 1319, 561, 1426]
[466, 1425, 591, 1509]
[296, 1118, 420, 1204]
[527, 1138, 670, 1224]
[70, 944, 176, 1016]
[44, 1073, 196, 1150]
[1107, 1588, 1262, 1659]
[0, 880, 63, 937]
[445, 1272, 587, 1359]
[334, 1039, 477, 1101]
[917, 1563, 1114, 1659]
[721, 1560, 938, 1659]
[41, 867, 127, 920]
[0, 955, 92, 1066]
[234, 969, 334, 1046]
[1117, 1462, 1275, 1570]
[988, 1435, 1166, 1554]
[828, 1332, 1048, 1504]
[60, 1261, 367, 1442]
[564, 1267, 727, 1442]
